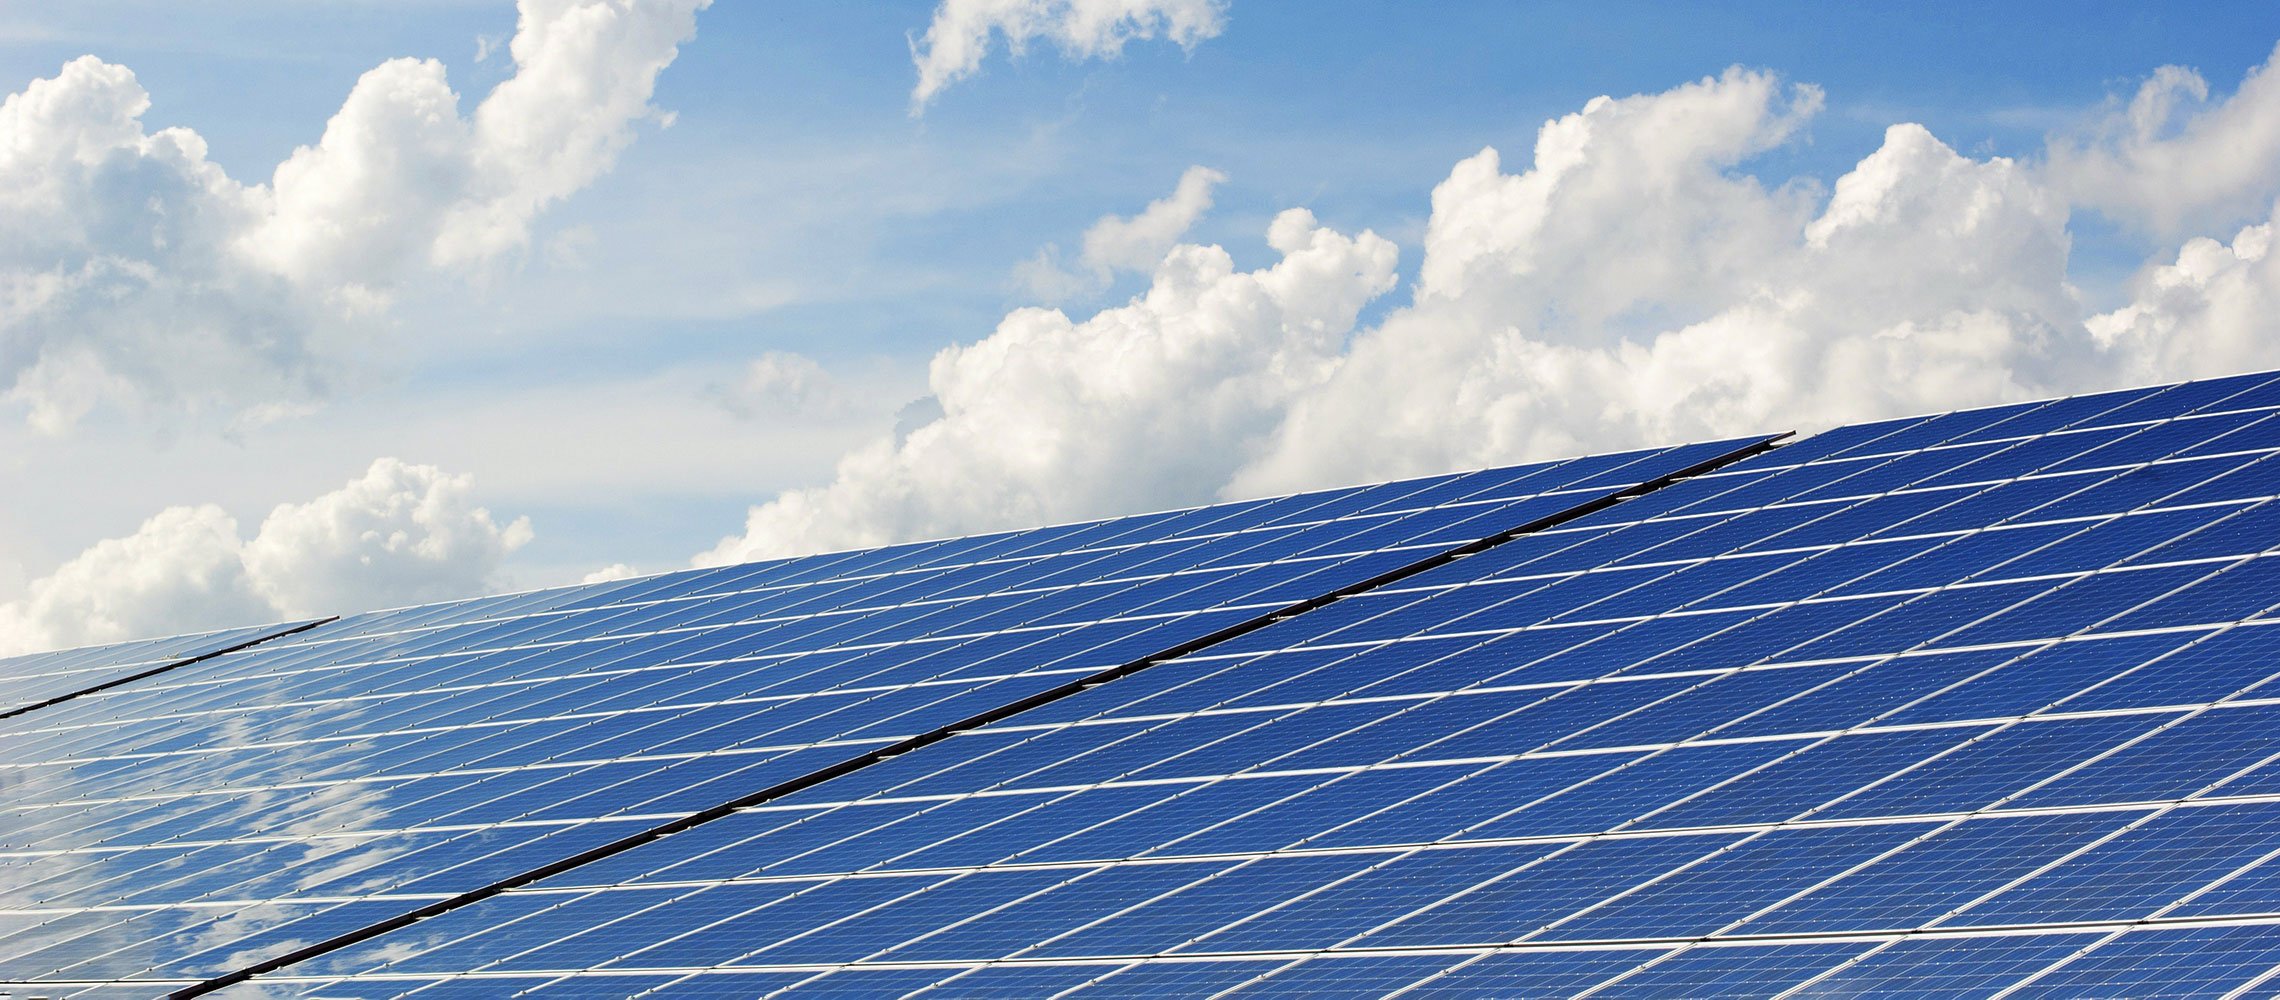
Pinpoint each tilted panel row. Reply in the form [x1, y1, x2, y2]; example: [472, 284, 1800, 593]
[0, 439, 1754, 994]
[215, 371, 2280, 998]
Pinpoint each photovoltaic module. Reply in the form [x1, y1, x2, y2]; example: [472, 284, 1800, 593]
[11, 371, 2280, 998]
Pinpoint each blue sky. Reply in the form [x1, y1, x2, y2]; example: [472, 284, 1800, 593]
[5, 0, 2280, 650]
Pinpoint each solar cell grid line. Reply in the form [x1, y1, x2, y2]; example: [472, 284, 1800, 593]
[1, 439, 1775, 996]
[191, 380, 2280, 997]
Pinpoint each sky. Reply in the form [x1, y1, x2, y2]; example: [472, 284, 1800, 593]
[5, 0, 2280, 653]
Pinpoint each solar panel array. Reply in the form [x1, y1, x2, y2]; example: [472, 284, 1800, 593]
[0, 439, 1756, 998]
[12, 370, 2280, 998]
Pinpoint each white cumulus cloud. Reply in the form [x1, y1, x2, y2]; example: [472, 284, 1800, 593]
[0, 0, 707, 432]
[712, 58, 2280, 563]
[700, 207, 1397, 563]
[1016, 164, 1226, 301]
[2091, 212, 2280, 382]
[1241, 104, 2087, 493]
[2048, 42, 2280, 239]
[0, 458, 531, 655]
[910, 0, 1228, 112]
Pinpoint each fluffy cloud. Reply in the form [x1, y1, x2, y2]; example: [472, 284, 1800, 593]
[1412, 69, 1823, 333]
[0, 57, 311, 431]
[0, 459, 530, 655]
[0, 0, 706, 431]
[700, 207, 1397, 563]
[713, 58, 2280, 562]
[1240, 104, 2086, 492]
[910, 0, 1228, 111]
[2091, 212, 2280, 382]
[1016, 164, 1226, 300]
[2048, 42, 2280, 239]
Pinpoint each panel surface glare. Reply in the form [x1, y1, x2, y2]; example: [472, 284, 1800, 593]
[212, 370, 2280, 998]
[0, 440, 1749, 994]
[0, 620, 317, 716]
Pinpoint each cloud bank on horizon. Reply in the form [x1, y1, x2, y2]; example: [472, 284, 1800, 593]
[701, 44, 2280, 563]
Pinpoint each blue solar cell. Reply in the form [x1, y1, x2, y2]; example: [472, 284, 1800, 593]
[1856, 403, 2051, 453]
[1953, 802, 2280, 926]
[2169, 843, 2280, 919]
[4, 442, 1726, 987]
[1403, 948, 1672, 997]
[1161, 764, 1469, 855]
[1036, 853, 1387, 959]
[1801, 933, 2103, 997]
[2100, 371, 2280, 423]
[1882, 633, 2200, 724]
[526, 974, 704, 997]
[1940, 563, 2212, 646]
[1063, 960, 1288, 997]
[1553, 663, 1852, 750]
[1712, 647, 2021, 738]
[2016, 705, 2280, 806]
[2104, 554, 2280, 631]
[1749, 811, 2136, 933]
[903, 963, 1122, 997]
[2149, 452, 2280, 508]
[1539, 822, 1934, 940]
[1459, 741, 1788, 837]
[1309, 752, 1639, 848]
[1179, 844, 1563, 953]
[880, 862, 1232, 960]
[2013, 924, 2280, 998]
[1583, 942, 1866, 998]
[2137, 500, 2280, 565]
[1223, 954, 1463, 997]
[1359, 833, 1741, 947]
[1638, 726, 1983, 829]
[1821, 525, 2073, 594]
[2053, 624, 2280, 712]
[764, 967, 956, 996]
[1821, 714, 2166, 819]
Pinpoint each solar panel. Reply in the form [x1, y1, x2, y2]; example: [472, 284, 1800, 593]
[17, 370, 2280, 997]
[128, 368, 2280, 999]
[0, 438, 1764, 996]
